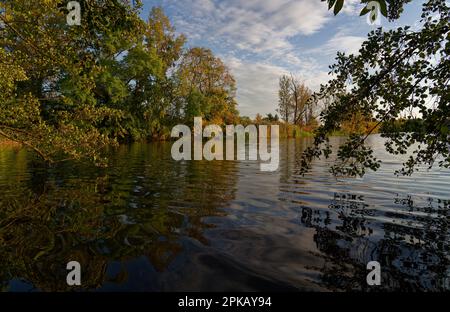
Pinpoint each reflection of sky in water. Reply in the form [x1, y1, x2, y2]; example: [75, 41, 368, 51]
[0, 135, 449, 291]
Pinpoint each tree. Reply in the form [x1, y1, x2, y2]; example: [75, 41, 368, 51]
[288, 75, 312, 126]
[0, 0, 144, 164]
[277, 74, 314, 126]
[278, 75, 292, 123]
[0, 3, 242, 161]
[122, 7, 186, 139]
[264, 114, 279, 123]
[254, 114, 263, 125]
[302, 0, 449, 177]
[177, 47, 238, 124]
[304, 95, 319, 128]
[239, 116, 252, 126]
[324, 0, 412, 20]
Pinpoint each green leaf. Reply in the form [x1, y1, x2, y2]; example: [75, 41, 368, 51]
[379, 0, 388, 17]
[334, 0, 344, 15]
[328, 0, 337, 10]
[360, 6, 371, 16]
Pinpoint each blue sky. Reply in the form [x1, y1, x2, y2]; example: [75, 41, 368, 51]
[140, 0, 424, 118]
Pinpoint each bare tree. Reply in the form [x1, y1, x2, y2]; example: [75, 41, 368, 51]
[278, 74, 315, 126]
[291, 75, 312, 126]
[278, 75, 292, 123]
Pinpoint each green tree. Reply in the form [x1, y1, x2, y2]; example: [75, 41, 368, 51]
[121, 7, 186, 140]
[264, 113, 279, 123]
[177, 47, 238, 125]
[0, 0, 144, 164]
[302, 0, 449, 177]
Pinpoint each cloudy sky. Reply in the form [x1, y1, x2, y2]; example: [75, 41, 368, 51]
[141, 0, 424, 118]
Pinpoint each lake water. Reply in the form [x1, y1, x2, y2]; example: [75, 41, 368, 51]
[0, 135, 449, 291]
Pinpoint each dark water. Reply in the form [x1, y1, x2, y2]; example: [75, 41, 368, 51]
[0, 135, 449, 292]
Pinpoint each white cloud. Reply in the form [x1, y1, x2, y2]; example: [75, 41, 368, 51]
[160, 0, 363, 117]
[225, 57, 329, 117]
[341, 0, 364, 15]
[225, 58, 288, 117]
[325, 34, 365, 55]
[165, 0, 331, 57]
[312, 31, 366, 56]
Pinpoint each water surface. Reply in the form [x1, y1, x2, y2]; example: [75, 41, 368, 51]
[0, 135, 449, 291]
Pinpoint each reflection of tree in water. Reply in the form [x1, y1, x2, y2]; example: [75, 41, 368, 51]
[301, 193, 449, 291]
[0, 143, 238, 291]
